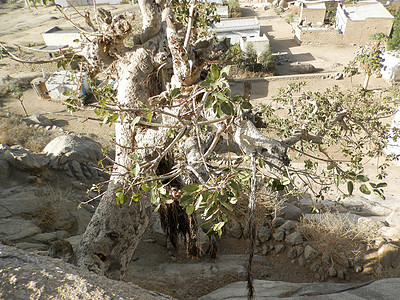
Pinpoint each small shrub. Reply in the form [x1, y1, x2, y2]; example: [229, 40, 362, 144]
[259, 44, 275, 72]
[33, 185, 76, 232]
[285, 13, 294, 24]
[299, 212, 377, 266]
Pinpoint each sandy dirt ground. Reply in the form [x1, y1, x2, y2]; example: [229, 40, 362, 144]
[1, 2, 400, 299]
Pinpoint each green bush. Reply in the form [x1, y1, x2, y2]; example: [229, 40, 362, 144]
[259, 44, 274, 71]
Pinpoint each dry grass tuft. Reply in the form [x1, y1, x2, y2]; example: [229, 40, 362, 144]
[0, 113, 54, 152]
[299, 212, 378, 266]
[33, 185, 76, 231]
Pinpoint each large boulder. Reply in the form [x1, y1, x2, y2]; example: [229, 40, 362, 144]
[43, 135, 102, 164]
[4, 145, 49, 170]
[0, 218, 42, 241]
[199, 278, 400, 299]
[291, 63, 316, 74]
[0, 244, 174, 300]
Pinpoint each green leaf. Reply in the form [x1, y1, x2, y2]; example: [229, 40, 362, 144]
[167, 128, 175, 138]
[186, 204, 195, 215]
[376, 182, 387, 188]
[142, 184, 152, 192]
[220, 101, 234, 115]
[200, 79, 212, 89]
[130, 163, 140, 177]
[116, 189, 127, 205]
[159, 186, 167, 195]
[347, 180, 354, 195]
[221, 200, 233, 211]
[210, 64, 220, 80]
[212, 221, 225, 232]
[131, 116, 141, 126]
[130, 193, 140, 203]
[221, 65, 231, 77]
[356, 175, 369, 182]
[360, 184, 371, 195]
[216, 93, 230, 102]
[171, 88, 181, 98]
[183, 184, 200, 193]
[146, 112, 153, 124]
[204, 95, 214, 108]
[241, 101, 252, 109]
[94, 108, 102, 116]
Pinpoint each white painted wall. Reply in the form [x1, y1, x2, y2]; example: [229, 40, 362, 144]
[381, 51, 400, 83]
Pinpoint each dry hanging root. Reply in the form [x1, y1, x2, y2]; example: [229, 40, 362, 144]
[247, 154, 257, 300]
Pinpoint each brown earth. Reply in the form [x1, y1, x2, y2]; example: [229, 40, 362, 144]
[1, 2, 400, 300]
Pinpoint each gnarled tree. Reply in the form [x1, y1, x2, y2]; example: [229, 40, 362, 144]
[3, 1, 400, 298]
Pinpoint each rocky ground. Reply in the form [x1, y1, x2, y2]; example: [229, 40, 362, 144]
[1, 1, 400, 300]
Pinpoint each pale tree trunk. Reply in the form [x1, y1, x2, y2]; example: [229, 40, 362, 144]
[76, 1, 167, 280]
[363, 73, 371, 90]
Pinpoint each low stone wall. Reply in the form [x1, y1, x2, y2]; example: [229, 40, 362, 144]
[295, 26, 343, 45]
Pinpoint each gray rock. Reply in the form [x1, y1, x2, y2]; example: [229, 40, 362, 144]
[295, 245, 304, 256]
[0, 244, 174, 300]
[5, 146, 49, 170]
[329, 266, 337, 277]
[285, 232, 303, 245]
[291, 63, 316, 74]
[298, 256, 306, 267]
[335, 72, 344, 80]
[378, 243, 400, 268]
[23, 114, 53, 127]
[0, 190, 51, 216]
[340, 196, 392, 216]
[199, 279, 400, 300]
[26, 175, 37, 183]
[272, 217, 286, 228]
[378, 226, 400, 239]
[278, 202, 302, 220]
[0, 159, 10, 180]
[310, 261, 320, 272]
[257, 225, 271, 243]
[288, 247, 297, 259]
[43, 135, 102, 165]
[275, 244, 286, 254]
[70, 160, 86, 181]
[278, 220, 296, 233]
[0, 206, 12, 218]
[304, 245, 320, 260]
[337, 267, 347, 280]
[65, 235, 83, 252]
[273, 230, 285, 242]
[15, 242, 48, 252]
[386, 208, 400, 228]
[225, 220, 242, 239]
[0, 218, 42, 241]
[32, 232, 58, 244]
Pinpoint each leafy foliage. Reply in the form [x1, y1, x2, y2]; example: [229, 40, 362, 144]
[244, 42, 258, 65]
[171, 0, 220, 37]
[261, 82, 400, 200]
[259, 44, 274, 71]
[388, 8, 400, 51]
[344, 42, 385, 89]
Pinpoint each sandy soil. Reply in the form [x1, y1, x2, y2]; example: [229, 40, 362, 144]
[1, 2, 400, 299]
